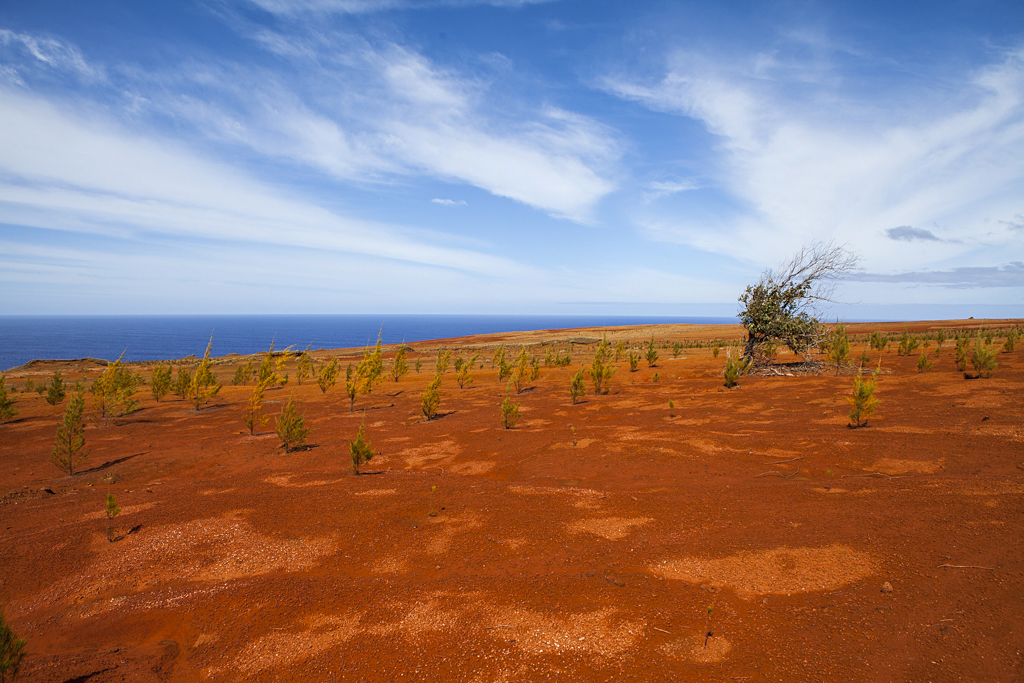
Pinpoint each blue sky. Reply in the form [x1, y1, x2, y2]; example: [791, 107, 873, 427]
[1, 0, 1022, 317]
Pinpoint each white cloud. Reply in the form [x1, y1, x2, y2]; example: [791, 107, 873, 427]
[0, 86, 529, 278]
[0, 28, 103, 81]
[643, 178, 701, 202]
[121, 36, 618, 221]
[431, 198, 467, 206]
[604, 46, 1024, 273]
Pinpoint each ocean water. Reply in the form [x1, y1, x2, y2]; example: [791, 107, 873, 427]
[0, 315, 738, 371]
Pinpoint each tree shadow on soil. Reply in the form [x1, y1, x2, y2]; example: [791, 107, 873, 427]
[77, 452, 144, 475]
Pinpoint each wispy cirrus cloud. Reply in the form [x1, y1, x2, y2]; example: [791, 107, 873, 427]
[603, 43, 1024, 272]
[431, 198, 467, 206]
[0, 28, 103, 81]
[124, 30, 618, 221]
[0, 86, 528, 279]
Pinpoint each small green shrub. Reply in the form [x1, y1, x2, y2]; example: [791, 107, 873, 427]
[173, 366, 192, 399]
[0, 605, 26, 682]
[52, 392, 89, 475]
[92, 352, 143, 422]
[827, 322, 850, 374]
[349, 421, 374, 474]
[275, 395, 309, 452]
[232, 358, 255, 386]
[421, 373, 442, 420]
[296, 349, 314, 386]
[847, 365, 880, 427]
[916, 353, 932, 373]
[869, 331, 888, 351]
[627, 351, 640, 372]
[105, 493, 120, 542]
[456, 353, 479, 388]
[723, 351, 750, 388]
[391, 345, 410, 381]
[969, 338, 998, 379]
[569, 367, 586, 404]
[500, 390, 521, 429]
[858, 349, 870, 364]
[436, 349, 452, 375]
[645, 336, 659, 367]
[1003, 328, 1020, 353]
[315, 359, 340, 394]
[653, 372, 659, 382]
[712, 344, 721, 359]
[45, 371, 66, 406]
[897, 328, 920, 356]
[588, 337, 616, 395]
[187, 336, 221, 410]
[415, 359, 422, 373]
[955, 335, 970, 371]
[243, 379, 270, 436]
[150, 364, 172, 402]
[0, 376, 14, 423]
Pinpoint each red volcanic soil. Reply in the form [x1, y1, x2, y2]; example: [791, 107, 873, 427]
[1, 320, 1023, 682]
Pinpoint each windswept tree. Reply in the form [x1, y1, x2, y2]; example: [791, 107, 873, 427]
[738, 242, 858, 363]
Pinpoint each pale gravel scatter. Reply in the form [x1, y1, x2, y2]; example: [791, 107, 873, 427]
[264, 474, 346, 488]
[659, 633, 732, 663]
[487, 606, 645, 660]
[18, 516, 336, 616]
[370, 556, 409, 574]
[217, 612, 362, 677]
[651, 544, 876, 597]
[354, 488, 398, 496]
[567, 517, 653, 540]
[396, 439, 461, 468]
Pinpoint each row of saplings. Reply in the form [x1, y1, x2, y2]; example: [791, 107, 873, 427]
[11, 323, 1017, 480]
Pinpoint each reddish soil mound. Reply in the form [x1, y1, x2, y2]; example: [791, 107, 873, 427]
[1, 320, 1022, 681]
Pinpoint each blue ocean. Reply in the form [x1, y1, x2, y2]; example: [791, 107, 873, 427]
[0, 315, 738, 371]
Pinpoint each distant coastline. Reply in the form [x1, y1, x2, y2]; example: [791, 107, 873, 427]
[0, 314, 741, 371]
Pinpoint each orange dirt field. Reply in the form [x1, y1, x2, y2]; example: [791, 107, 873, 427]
[1, 320, 1023, 682]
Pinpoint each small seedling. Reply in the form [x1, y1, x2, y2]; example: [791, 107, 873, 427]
[645, 335, 659, 367]
[668, 399, 675, 417]
[275, 395, 310, 451]
[421, 373, 442, 420]
[45, 371, 66, 406]
[847, 363, 880, 428]
[428, 485, 438, 517]
[704, 605, 714, 648]
[569, 367, 586, 404]
[105, 493, 121, 542]
[500, 388, 521, 429]
[569, 424, 577, 446]
[917, 352, 932, 373]
[52, 392, 88, 475]
[349, 421, 374, 475]
[653, 372, 659, 383]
